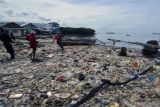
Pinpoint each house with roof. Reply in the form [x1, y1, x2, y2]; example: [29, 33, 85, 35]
[47, 22, 60, 34]
[22, 23, 52, 35]
[23, 23, 38, 29]
[0, 22, 6, 27]
[22, 23, 40, 34]
[2, 22, 24, 36]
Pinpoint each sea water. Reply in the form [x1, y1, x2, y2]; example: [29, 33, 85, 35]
[96, 33, 160, 49]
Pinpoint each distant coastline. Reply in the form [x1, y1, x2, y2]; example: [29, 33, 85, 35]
[152, 33, 160, 35]
[105, 32, 116, 34]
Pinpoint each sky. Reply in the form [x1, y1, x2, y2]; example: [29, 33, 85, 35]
[0, 0, 160, 33]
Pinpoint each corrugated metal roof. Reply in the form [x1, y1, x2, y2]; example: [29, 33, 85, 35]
[2, 22, 23, 28]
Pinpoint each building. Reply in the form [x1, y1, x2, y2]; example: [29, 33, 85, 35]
[2, 22, 24, 36]
[0, 22, 6, 27]
[22, 23, 40, 34]
[23, 23, 38, 30]
[32, 22, 60, 35]
[46, 22, 60, 34]
[23, 23, 52, 35]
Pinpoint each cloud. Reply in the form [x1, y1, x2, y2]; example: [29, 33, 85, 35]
[38, 16, 51, 22]
[0, 0, 7, 8]
[0, 0, 5, 4]
[19, 12, 30, 16]
[3, 9, 51, 22]
[63, 0, 95, 4]
[0, 15, 5, 19]
[5, 10, 14, 16]
[0, 0, 160, 33]
[16, 11, 52, 22]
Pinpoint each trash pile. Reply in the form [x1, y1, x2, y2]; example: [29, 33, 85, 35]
[0, 40, 160, 107]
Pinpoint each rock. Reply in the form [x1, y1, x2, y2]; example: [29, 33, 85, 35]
[118, 47, 127, 56]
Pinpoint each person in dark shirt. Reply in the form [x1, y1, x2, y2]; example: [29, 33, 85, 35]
[10, 32, 15, 41]
[0, 27, 15, 60]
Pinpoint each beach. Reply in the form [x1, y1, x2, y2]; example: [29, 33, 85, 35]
[0, 40, 160, 107]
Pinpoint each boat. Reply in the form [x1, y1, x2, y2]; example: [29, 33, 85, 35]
[62, 38, 97, 46]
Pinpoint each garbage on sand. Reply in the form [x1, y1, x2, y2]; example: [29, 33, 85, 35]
[0, 39, 160, 107]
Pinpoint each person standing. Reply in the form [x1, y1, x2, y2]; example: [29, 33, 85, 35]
[26, 31, 38, 59]
[0, 27, 15, 60]
[54, 32, 64, 50]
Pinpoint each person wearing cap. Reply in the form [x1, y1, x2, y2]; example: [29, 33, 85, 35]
[0, 27, 15, 60]
[54, 32, 64, 51]
[26, 31, 38, 59]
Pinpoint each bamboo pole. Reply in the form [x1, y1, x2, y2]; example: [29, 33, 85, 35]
[108, 38, 160, 49]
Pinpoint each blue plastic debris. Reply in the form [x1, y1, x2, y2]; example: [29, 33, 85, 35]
[148, 75, 157, 82]
[0, 100, 5, 107]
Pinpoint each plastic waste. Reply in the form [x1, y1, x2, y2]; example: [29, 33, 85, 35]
[130, 59, 140, 69]
[83, 83, 92, 90]
[0, 40, 159, 106]
[76, 83, 83, 92]
[40, 93, 48, 99]
[100, 101, 109, 107]
[9, 94, 23, 99]
[148, 75, 157, 82]
[54, 92, 71, 99]
[56, 76, 66, 82]
[0, 100, 5, 107]
[78, 73, 85, 81]
[110, 102, 119, 107]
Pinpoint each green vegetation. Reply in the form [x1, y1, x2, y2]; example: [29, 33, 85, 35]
[60, 27, 95, 36]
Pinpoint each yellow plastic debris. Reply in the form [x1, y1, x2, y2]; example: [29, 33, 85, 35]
[110, 102, 119, 107]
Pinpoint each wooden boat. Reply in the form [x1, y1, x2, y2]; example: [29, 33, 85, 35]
[62, 38, 97, 46]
